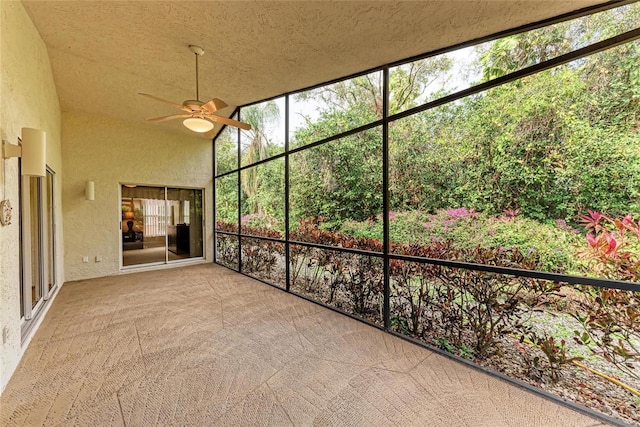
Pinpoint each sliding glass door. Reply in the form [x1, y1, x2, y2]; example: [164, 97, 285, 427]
[20, 168, 56, 329]
[121, 186, 166, 266]
[167, 188, 203, 260]
[121, 185, 203, 267]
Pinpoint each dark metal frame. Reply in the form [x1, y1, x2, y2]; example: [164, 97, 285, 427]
[212, 3, 639, 426]
[214, 22, 640, 292]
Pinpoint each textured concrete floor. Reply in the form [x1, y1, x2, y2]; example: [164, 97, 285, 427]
[0, 263, 607, 426]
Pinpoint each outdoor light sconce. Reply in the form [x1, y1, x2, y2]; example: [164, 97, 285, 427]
[85, 181, 95, 201]
[2, 128, 47, 177]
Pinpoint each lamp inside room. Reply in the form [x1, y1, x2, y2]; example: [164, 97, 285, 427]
[183, 117, 214, 133]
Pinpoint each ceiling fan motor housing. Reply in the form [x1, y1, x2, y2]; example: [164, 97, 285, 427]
[183, 100, 204, 112]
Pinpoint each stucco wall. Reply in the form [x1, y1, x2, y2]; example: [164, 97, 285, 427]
[0, 2, 63, 391]
[61, 111, 213, 281]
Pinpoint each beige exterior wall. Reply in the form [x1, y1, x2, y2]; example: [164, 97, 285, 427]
[0, 2, 213, 392]
[0, 2, 63, 391]
[61, 111, 213, 282]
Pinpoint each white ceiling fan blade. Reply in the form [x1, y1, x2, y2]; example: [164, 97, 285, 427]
[146, 114, 191, 122]
[207, 114, 252, 130]
[139, 93, 184, 109]
[201, 98, 228, 113]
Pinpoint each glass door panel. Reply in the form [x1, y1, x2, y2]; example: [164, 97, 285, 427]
[45, 170, 55, 294]
[121, 185, 167, 266]
[29, 177, 43, 309]
[19, 167, 56, 329]
[121, 185, 204, 267]
[167, 188, 203, 260]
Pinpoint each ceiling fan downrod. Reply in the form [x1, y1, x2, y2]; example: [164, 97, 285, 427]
[189, 45, 205, 102]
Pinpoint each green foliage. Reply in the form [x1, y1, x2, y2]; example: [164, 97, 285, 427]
[217, 5, 640, 281]
[242, 158, 285, 226]
[389, 102, 464, 211]
[436, 337, 455, 354]
[290, 129, 383, 228]
[240, 101, 283, 215]
[215, 125, 238, 175]
[292, 73, 383, 148]
[477, 25, 568, 80]
[291, 217, 382, 252]
[241, 212, 283, 232]
[215, 174, 238, 225]
[389, 56, 454, 114]
[340, 208, 583, 273]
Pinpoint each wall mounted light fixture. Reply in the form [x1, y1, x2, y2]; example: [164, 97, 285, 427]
[2, 128, 47, 177]
[85, 181, 95, 201]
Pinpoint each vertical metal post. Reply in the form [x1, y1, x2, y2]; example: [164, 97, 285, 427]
[164, 187, 169, 264]
[212, 132, 217, 264]
[382, 67, 391, 330]
[285, 95, 291, 292]
[237, 112, 243, 272]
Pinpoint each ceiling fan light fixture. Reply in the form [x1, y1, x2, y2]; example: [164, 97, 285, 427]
[183, 117, 214, 133]
[139, 45, 250, 132]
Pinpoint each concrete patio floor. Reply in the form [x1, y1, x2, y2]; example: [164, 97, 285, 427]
[0, 263, 608, 426]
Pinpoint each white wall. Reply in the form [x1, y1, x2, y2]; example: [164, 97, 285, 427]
[0, 1, 63, 391]
[62, 111, 213, 281]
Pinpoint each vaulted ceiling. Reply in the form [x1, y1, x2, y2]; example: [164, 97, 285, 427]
[22, 1, 609, 137]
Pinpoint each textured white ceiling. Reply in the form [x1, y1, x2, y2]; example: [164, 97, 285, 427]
[22, 0, 607, 136]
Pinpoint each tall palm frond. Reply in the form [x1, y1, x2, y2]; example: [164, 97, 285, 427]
[240, 101, 280, 214]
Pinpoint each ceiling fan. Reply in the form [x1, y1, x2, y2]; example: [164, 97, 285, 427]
[139, 45, 251, 136]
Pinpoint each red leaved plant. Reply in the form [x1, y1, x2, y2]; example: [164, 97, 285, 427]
[578, 211, 639, 281]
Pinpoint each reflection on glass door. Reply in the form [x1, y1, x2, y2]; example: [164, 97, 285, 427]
[167, 188, 203, 260]
[29, 177, 43, 309]
[45, 170, 55, 294]
[121, 185, 204, 267]
[121, 186, 166, 266]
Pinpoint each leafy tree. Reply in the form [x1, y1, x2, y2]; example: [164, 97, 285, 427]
[221, 4, 640, 233]
[290, 128, 382, 229]
[290, 60, 454, 225]
[215, 173, 238, 225]
[215, 125, 238, 175]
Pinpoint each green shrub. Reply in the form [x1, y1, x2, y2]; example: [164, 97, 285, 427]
[241, 213, 284, 235]
[339, 208, 583, 273]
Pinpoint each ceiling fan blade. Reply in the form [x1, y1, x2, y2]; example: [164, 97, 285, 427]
[207, 114, 252, 130]
[138, 93, 184, 109]
[203, 128, 218, 139]
[146, 114, 191, 123]
[201, 98, 228, 113]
